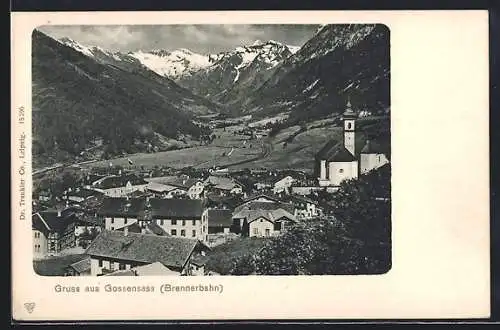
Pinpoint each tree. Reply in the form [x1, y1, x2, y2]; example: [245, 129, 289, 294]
[241, 219, 249, 237]
[229, 165, 391, 275]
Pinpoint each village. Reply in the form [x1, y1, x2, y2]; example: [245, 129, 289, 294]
[32, 100, 390, 277]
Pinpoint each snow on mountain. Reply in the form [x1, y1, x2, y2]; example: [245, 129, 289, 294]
[128, 49, 212, 80]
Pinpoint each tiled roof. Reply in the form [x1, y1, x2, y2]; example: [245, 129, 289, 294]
[146, 182, 179, 193]
[134, 262, 180, 276]
[150, 198, 204, 219]
[85, 230, 200, 269]
[94, 174, 148, 189]
[68, 188, 104, 199]
[207, 209, 233, 227]
[167, 177, 202, 189]
[205, 176, 241, 191]
[234, 201, 295, 215]
[104, 269, 136, 276]
[245, 208, 296, 223]
[68, 257, 91, 273]
[97, 197, 146, 218]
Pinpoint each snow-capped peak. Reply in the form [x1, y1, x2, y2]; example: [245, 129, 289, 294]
[128, 48, 212, 80]
[58, 37, 95, 57]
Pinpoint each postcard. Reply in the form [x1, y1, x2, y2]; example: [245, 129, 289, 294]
[11, 10, 490, 321]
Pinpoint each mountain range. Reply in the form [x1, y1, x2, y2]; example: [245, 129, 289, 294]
[33, 24, 390, 165]
[32, 30, 218, 166]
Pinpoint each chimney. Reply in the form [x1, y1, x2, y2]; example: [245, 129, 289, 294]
[124, 225, 129, 237]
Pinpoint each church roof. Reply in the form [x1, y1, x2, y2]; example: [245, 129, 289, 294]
[316, 142, 357, 162]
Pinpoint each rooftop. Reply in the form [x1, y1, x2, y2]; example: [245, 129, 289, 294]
[150, 198, 204, 219]
[207, 209, 233, 227]
[32, 210, 77, 234]
[97, 197, 147, 218]
[85, 230, 203, 269]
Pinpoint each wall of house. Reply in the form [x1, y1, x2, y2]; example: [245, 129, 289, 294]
[90, 257, 136, 276]
[105, 217, 137, 230]
[360, 153, 389, 174]
[248, 218, 279, 238]
[327, 161, 359, 186]
[273, 176, 295, 194]
[59, 223, 77, 252]
[291, 186, 323, 195]
[156, 211, 208, 242]
[33, 230, 48, 258]
[188, 182, 204, 199]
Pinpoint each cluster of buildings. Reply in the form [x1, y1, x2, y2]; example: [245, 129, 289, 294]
[32, 98, 390, 277]
[32, 170, 324, 277]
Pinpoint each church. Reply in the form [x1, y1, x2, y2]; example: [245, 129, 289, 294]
[315, 99, 390, 188]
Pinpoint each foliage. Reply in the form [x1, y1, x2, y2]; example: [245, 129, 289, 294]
[205, 237, 268, 275]
[230, 165, 391, 275]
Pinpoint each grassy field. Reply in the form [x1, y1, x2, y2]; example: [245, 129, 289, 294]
[83, 127, 262, 170]
[82, 116, 389, 172]
[206, 237, 269, 275]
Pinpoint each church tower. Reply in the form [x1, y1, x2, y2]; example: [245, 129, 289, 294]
[343, 97, 357, 156]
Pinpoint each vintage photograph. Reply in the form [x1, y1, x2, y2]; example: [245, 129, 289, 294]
[31, 24, 391, 277]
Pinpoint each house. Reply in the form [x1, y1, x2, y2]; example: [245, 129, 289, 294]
[165, 177, 205, 199]
[145, 182, 186, 199]
[234, 194, 295, 215]
[66, 188, 104, 204]
[32, 209, 77, 257]
[204, 176, 244, 196]
[64, 257, 91, 276]
[360, 140, 390, 174]
[149, 198, 209, 242]
[85, 229, 210, 276]
[92, 174, 149, 197]
[38, 189, 52, 202]
[273, 175, 295, 194]
[97, 197, 147, 231]
[207, 209, 233, 234]
[104, 262, 181, 276]
[116, 221, 170, 236]
[280, 195, 322, 219]
[233, 209, 296, 238]
[315, 98, 390, 188]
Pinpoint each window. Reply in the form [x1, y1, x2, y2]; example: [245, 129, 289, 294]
[172, 219, 177, 225]
[119, 263, 125, 270]
[253, 228, 259, 235]
[160, 220, 164, 225]
[124, 218, 128, 224]
[182, 220, 186, 226]
[111, 218, 114, 224]
[98, 260, 103, 267]
[339, 168, 344, 173]
[181, 230, 186, 237]
[274, 221, 282, 231]
[265, 229, 270, 237]
[109, 261, 114, 270]
[192, 230, 196, 237]
[171, 229, 177, 236]
[111, 226, 114, 230]
[203, 226, 205, 233]
[192, 220, 196, 226]
[347, 122, 352, 129]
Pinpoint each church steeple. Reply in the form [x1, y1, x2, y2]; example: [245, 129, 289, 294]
[343, 96, 357, 156]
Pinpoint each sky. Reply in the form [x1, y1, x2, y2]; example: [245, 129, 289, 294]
[38, 25, 321, 54]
